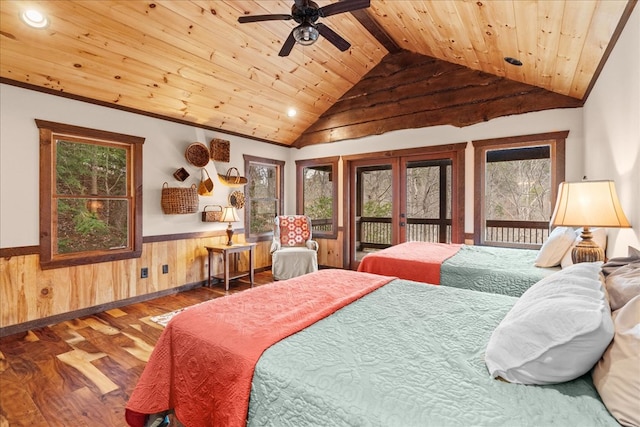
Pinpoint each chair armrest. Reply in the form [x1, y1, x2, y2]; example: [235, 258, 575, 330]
[270, 240, 281, 253]
[306, 240, 319, 252]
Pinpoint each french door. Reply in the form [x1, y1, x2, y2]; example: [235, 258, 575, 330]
[346, 149, 464, 270]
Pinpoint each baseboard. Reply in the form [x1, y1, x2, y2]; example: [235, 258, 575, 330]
[0, 281, 206, 338]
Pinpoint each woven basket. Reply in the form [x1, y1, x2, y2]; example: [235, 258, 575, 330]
[161, 182, 198, 214]
[201, 205, 223, 222]
[185, 142, 210, 168]
[218, 167, 248, 187]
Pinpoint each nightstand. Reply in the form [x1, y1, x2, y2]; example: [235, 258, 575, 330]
[205, 243, 256, 291]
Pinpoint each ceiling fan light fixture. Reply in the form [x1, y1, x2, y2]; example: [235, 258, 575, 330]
[293, 24, 319, 46]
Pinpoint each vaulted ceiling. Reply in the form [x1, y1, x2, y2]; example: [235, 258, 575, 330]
[0, 1, 635, 148]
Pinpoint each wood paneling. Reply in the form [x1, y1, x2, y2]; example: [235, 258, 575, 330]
[0, 1, 634, 146]
[0, 236, 273, 331]
[316, 231, 344, 268]
[293, 51, 582, 147]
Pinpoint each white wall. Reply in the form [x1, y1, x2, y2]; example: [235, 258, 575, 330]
[583, 5, 640, 258]
[0, 84, 288, 247]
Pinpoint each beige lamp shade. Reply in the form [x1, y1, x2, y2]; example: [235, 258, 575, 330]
[220, 206, 240, 223]
[550, 180, 631, 228]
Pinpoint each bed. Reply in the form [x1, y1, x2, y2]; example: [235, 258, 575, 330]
[357, 241, 560, 297]
[125, 267, 630, 427]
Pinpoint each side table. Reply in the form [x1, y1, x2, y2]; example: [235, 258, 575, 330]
[205, 243, 256, 291]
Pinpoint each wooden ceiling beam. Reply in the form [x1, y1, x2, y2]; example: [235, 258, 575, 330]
[350, 9, 401, 54]
[293, 51, 582, 148]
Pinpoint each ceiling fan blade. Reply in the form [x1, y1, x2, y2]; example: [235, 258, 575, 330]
[238, 14, 292, 23]
[278, 31, 297, 57]
[316, 23, 350, 51]
[319, 0, 370, 17]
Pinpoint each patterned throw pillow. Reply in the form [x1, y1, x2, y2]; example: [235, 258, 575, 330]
[279, 216, 311, 247]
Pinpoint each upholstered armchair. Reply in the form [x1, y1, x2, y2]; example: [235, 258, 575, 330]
[271, 215, 319, 280]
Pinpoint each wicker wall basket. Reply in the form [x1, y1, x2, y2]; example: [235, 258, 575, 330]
[161, 182, 198, 214]
[185, 142, 210, 168]
[201, 205, 223, 222]
[218, 167, 248, 187]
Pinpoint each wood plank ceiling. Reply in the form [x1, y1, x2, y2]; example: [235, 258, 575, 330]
[0, 0, 635, 147]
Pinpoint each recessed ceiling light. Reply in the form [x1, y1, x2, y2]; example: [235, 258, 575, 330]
[287, 108, 297, 117]
[504, 57, 523, 66]
[20, 9, 49, 29]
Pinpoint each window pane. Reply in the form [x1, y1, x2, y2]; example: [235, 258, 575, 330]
[405, 160, 452, 243]
[38, 119, 143, 269]
[485, 149, 551, 221]
[248, 164, 277, 199]
[406, 163, 441, 218]
[303, 166, 333, 232]
[56, 139, 128, 197]
[56, 198, 129, 254]
[360, 167, 392, 217]
[250, 199, 277, 234]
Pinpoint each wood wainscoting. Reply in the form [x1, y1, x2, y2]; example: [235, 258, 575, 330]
[0, 234, 271, 334]
[1, 230, 345, 334]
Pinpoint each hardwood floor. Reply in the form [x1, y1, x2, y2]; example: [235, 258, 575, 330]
[0, 271, 275, 427]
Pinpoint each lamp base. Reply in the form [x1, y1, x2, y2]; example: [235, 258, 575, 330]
[571, 227, 604, 263]
[226, 224, 234, 246]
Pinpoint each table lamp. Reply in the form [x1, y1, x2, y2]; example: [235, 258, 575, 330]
[550, 180, 631, 263]
[219, 206, 240, 246]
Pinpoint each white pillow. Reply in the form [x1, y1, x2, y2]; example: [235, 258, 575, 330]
[592, 295, 640, 427]
[561, 228, 608, 269]
[605, 261, 640, 311]
[535, 226, 577, 267]
[485, 262, 614, 384]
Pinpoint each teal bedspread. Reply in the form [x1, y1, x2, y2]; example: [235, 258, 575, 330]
[441, 245, 560, 297]
[248, 280, 615, 427]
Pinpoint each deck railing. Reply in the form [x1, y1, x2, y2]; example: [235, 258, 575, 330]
[484, 220, 549, 246]
[355, 217, 549, 249]
[310, 218, 333, 232]
[356, 217, 452, 250]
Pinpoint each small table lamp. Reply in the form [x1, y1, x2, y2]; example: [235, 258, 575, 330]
[219, 206, 240, 246]
[550, 180, 631, 263]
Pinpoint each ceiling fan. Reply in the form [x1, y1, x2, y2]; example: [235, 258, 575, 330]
[238, 0, 370, 57]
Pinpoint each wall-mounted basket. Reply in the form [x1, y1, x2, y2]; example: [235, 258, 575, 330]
[201, 205, 223, 222]
[185, 142, 210, 168]
[161, 182, 198, 214]
[218, 167, 247, 187]
[210, 138, 230, 162]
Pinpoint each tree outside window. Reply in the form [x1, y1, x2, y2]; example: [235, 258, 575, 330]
[244, 155, 284, 240]
[37, 120, 143, 269]
[296, 157, 338, 239]
[473, 132, 567, 248]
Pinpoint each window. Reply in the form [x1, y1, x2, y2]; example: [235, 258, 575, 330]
[37, 120, 144, 269]
[473, 131, 567, 248]
[296, 156, 339, 239]
[244, 155, 284, 241]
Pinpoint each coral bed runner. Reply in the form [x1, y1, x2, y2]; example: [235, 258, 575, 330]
[358, 242, 462, 284]
[125, 269, 394, 427]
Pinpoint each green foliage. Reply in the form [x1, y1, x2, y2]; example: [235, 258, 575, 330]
[305, 195, 333, 220]
[74, 211, 108, 235]
[363, 200, 392, 217]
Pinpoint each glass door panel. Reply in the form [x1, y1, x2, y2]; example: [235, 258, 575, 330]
[348, 151, 461, 270]
[402, 158, 453, 243]
[350, 158, 399, 267]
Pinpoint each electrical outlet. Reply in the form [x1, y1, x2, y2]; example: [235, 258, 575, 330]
[141, 267, 148, 278]
[162, 264, 169, 274]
